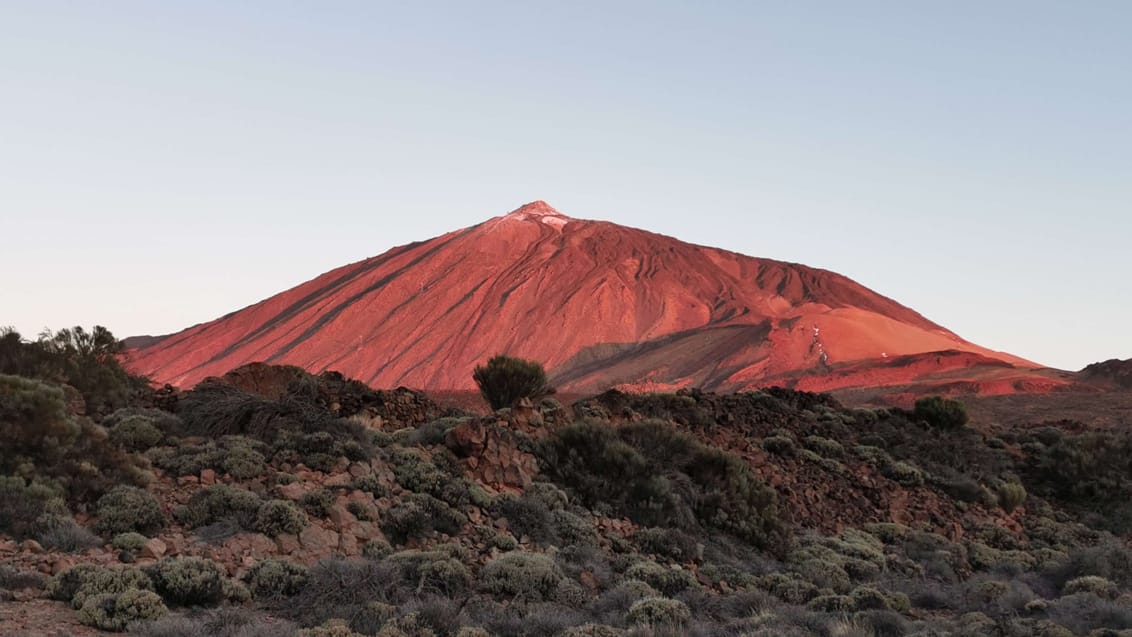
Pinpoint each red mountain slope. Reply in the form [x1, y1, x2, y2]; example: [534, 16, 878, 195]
[127, 201, 1070, 395]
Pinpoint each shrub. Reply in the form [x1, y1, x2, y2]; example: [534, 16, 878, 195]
[0, 565, 47, 591]
[362, 538, 394, 560]
[65, 565, 153, 609]
[381, 493, 465, 544]
[346, 501, 374, 521]
[352, 475, 386, 499]
[34, 514, 102, 552]
[997, 481, 1028, 513]
[255, 499, 308, 537]
[222, 442, 268, 480]
[1064, 576, 1119, 599]
[626, 597, 691, 626]
[111, 532, 148, 552]
[0, 374, 79, 470]
[0, 476, 68, 539]
[632, 527, 700, 563]
[538, 421, 789, 555]
[560, 625, 624, 637]
[110, 415, 163, 451]
[624, 561, 698, 596]
[759, 572, 818, 604]
[807, 593, 856, 612]
[390, 448, 449, 496]
[78, 588, 168, 631]
[95, 486, 165, 536]
[885, 461, 925, 487]
[147, 556, 227, 606]
[245, 559, 309, 600]
[913, 396, 968, 429]
[850, 586, 892, 610]
[301, 489, 336, 518]
[761, 435, 796, 456]
[803, 435, 844, 458]
[175, 484, 263, 530]
[472, 355, 551, 410]
[288, 559, 398, 628]
[480, 552, 562, 601]
[497, 493, 555, 544]
[387, 550, 472, 596]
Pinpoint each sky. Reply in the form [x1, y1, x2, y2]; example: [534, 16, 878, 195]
[1, 1, 1128, 371]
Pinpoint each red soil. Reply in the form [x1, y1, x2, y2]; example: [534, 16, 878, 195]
[126, 201, 1071, 396]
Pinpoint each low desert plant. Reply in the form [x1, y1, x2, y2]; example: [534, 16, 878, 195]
[147, 556, 227, 606]
[480, 551, 562, 602]
[254, 499, 308, 537]
[77, 588, 168, 631]
[175, 484, 263, 530]
[913, 396, 968, 429]
[109, 415, 164, 451]
[245, 559, 309, 600]
[94, 486, 165, 536]
[626, 597, 691, 626]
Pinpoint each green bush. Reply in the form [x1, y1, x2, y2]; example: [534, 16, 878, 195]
[346, 501, 374, 521]
[761, 435, 796, 456]
[77, 588, 168, 631]
[803, 435, 845, 458]
[301, 489, 336, 518]
[885, 460, 925, 487]
[380, 493, 465, 544]
[807, 593, 856, 612]
[352, 475, 386, 499]
[55, 564, 153, 609]
[245, 559, 309, 600]
[221, 440, 268, 480]
[624, 560, 698, 595]
[759, 572, 818, 604]
[0, 476, 69, 539]
[175, 484, 262, 530]
[480, 551, 562, 601]
[109, 415, 163, 451]
[626, 597, 691, 626]
[387, 549, 471, 596]
[94, 486, 165, 536]
[998, 482, 1028, 513]
[472, 355, 551, 410]
[538, 420, 789, 555]
[0, 375, 79, 471]
[34, 514, 102, 552]
[1064, 575, 1119, 599]
[111, 532, 148, 552]
[913, 396, 968, 429]
[255, 499, 308, 537]
[361, 538, 394, 560]
[147, 556, 227, 606]
[632, 527, 699, 563]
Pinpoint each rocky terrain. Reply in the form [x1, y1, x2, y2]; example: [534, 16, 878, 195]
[124, 202, 1077, 399]
[4, 331, 1132, 636]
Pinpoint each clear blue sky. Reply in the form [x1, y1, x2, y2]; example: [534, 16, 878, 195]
[2, 1, 1128, 370]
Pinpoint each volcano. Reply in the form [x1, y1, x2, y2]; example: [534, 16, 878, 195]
[127, 201, 1072, 397]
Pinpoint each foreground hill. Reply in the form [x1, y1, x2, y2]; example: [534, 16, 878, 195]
[4, 357, 1132, 636]
[127, 201, 1071, 396]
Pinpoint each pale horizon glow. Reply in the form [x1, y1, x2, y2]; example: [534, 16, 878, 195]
[1, 2, 1129, 371]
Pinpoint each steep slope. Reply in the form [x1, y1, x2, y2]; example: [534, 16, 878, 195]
[127, 201, 1064, 394]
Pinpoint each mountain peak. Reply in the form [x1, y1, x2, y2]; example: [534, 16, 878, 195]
[497, 200, 572, 229]
[127, 200, 1066, 397]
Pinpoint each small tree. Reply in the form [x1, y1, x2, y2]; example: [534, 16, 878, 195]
[913, 395, 968, 429]
[472, 355, 551, 410]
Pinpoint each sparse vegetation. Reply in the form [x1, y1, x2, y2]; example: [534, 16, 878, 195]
[472, 355, 551, 410]
[2, 350, 1132, 637]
